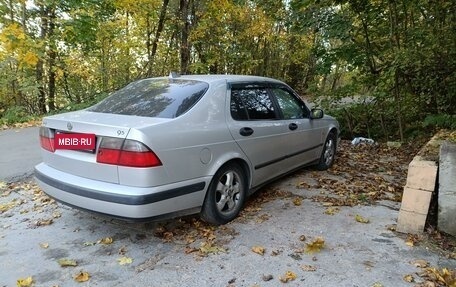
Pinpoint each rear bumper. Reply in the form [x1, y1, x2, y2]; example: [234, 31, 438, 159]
[34, 163, 209, 220]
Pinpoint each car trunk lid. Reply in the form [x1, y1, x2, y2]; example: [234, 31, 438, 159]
[40, 110, 168, 184]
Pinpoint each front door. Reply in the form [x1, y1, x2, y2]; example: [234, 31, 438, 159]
[226, 83, 291, 187]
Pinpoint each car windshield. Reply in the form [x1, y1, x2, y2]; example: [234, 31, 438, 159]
[88, 78, 209, 118]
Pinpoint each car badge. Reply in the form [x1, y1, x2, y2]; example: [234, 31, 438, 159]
[67, 122, 73, 131]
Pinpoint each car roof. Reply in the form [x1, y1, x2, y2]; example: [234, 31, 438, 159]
[171, 74, 286, 85]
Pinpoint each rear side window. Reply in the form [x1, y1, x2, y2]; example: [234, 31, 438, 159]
[230, 88, 276, 120]
[88, 78, 209, 118]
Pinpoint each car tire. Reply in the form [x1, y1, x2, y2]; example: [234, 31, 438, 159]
[200, 163, 247, 225]
[316, 131, 337, 171]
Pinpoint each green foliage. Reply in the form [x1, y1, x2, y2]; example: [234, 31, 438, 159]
[0, 106, 34, 124]
[0, 0, 453, 137]
[423, 115, 456, 130]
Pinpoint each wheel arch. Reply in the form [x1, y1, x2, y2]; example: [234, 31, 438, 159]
[327, 126, 339, 150]
[210, 157, 251, 189]
[200, 157, 251, 225]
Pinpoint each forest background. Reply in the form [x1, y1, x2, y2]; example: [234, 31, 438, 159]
[0, 0, 454, 140]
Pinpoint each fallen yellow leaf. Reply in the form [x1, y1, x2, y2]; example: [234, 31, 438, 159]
[405, 234, 419, 247]
[355, 214, 370, 223]
[16, 276, 33, 287]
[417, 267, 456, 287]
[117, 257, 133, 265]
[251, 246, 265, 255]
[403, 274, 414, 282]
[292, 197, 302, 206]
[199, 242, 226, 255]
[279, 271, 297, 283]
[305, 237, 325, 254]
[58, 258, 78, 267]
[73, 271, 90, 282]
[39, 243, 49, 249]
[184, 246, 199, 254]
[98, 237, 113, 244]
[301, 264, 317, 272]
[0, 201, 16, 213]
[35, 219, 53, 226]
[410, 259, 429, 268]
[324, 207, 340, 215]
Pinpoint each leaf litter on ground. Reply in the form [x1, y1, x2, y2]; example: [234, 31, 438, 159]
[279, 271, 297, 283]
[16, 277, 33, 287]
[58, 258, 78, 267]
[305, 140, 421, 207]
[117, 257, 133, 265]
[305, 237, 325, 254]
[355, 214, 370, 223]
[251, 246, 265, 255]
[73, 271, 90, 282]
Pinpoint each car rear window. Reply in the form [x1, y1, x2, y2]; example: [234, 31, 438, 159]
[88, 78, 209, 118]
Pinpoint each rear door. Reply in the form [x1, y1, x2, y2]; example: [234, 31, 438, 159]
[226, 83, 291, 187]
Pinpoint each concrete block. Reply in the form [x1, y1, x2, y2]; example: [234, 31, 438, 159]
[400, 187, 432, 214]
[405, 159, 438, 191]
[397, 209, 427, 234]
[438, 141, 456, 237]
[438, 201, 456, 237]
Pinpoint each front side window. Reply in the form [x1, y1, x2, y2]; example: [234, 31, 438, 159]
[230, 88, 276, 120]
[271, 88, 307, 119]
[88, 78, 209, 118]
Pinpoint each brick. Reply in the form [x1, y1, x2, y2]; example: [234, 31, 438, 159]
[397, 209, 427, 234]
[400, 187, 432, 214]
[405, 159, 438, 191]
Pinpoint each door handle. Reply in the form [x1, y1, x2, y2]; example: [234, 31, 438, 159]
[289, 123, 298, 130]
[239, 127, 254, 136]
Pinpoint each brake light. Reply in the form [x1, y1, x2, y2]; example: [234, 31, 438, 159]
[39, 127, 55, 152]
[97, 138, 162, 168]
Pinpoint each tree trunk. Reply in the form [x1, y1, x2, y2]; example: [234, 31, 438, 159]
[47, 7, 56, 111]
[8, 0, 14, 23]
[124, 12, 130, 83]
[179, 0, 191, 74]
[149, 0, 170, 76]
[146, 16, 153, 76]
[359, 14, 378, 75]
[101, 39, 108, 91]
[394, 71, 404, 142]
[36, 4, 48, 114]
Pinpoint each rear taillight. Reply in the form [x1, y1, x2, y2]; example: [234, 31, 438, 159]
[39, 127, 55, 152]
[97, 138, 162, 168]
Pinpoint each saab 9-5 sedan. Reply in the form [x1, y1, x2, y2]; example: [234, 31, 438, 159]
[35, 74, 339, 225]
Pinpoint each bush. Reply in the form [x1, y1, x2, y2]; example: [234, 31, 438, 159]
[423, 114, 456, 130]
[0, 106, 33, 125]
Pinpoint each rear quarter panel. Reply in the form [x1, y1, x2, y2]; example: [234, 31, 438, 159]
[123, 80, 251, 187]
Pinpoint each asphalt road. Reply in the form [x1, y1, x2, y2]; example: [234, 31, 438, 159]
[0, 127, 41, 181]
[0, 136, 454, 286]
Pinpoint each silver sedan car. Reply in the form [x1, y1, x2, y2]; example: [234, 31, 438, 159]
[35, 74, 339, 225]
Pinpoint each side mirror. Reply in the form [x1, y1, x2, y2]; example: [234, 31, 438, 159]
[310, 108, 324, 119]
